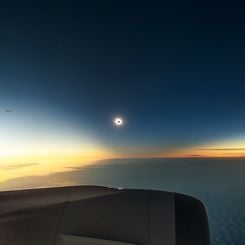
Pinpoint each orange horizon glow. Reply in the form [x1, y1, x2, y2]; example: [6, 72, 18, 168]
[161, 137, 245, 158]
[1, 135, 245, 185]
[0, 145, 117, 184]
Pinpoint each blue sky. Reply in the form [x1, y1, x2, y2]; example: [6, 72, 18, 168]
[1, 1, 245, 162]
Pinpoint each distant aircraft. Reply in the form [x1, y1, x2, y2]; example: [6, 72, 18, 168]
[4, 109, 12, 112]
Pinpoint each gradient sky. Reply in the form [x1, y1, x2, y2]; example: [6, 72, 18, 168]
[1, 0, 245, 171]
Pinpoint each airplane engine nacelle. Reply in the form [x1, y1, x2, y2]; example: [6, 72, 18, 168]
[0, 186, 210, 245]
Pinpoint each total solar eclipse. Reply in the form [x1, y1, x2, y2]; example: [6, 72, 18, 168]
[114, 117, 123, 127]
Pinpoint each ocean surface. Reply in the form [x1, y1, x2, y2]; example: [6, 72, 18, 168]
[1, 157, 245, 245]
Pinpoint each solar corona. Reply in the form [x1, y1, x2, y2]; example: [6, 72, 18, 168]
[113, 117, 124, 127]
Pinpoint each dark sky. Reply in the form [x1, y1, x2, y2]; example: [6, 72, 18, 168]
[1, 1, 245, 157]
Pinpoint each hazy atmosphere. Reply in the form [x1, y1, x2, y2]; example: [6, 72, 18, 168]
[1, 1, 245, 182]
